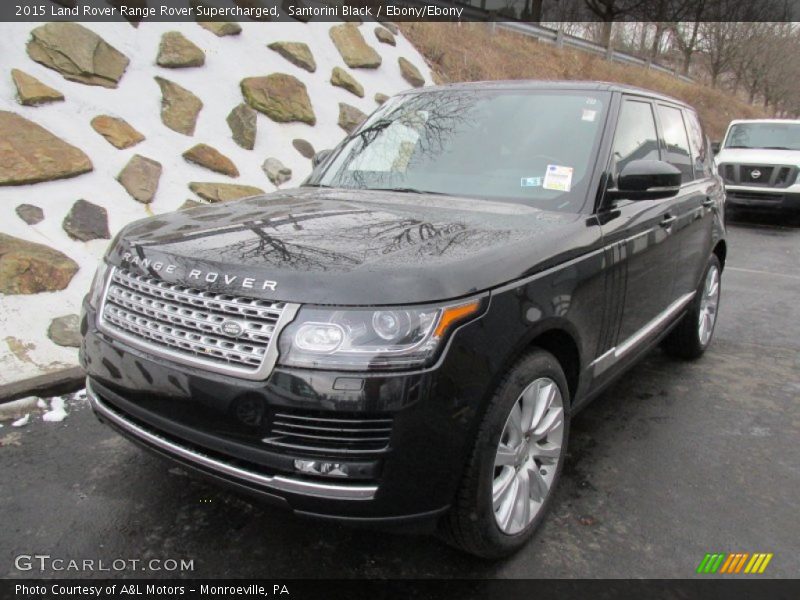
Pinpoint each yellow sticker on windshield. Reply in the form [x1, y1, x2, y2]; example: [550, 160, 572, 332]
[543, 165, 573, 192]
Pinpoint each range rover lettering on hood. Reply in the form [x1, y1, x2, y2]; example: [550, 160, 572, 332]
[120, 252, 278, 291]
[108, 188, 585, 305]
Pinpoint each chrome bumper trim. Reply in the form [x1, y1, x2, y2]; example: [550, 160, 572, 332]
[86, 379, 377, 501]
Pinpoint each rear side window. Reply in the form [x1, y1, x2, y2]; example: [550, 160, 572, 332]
[684, 109, 711, 179]
[657, 105, 693, 183]
[611, 99, 660, 180]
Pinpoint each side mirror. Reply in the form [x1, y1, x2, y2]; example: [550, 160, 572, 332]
[711, 141, 721, 155]
[607, 160, 682, 202]
[312, 149, 332, 169]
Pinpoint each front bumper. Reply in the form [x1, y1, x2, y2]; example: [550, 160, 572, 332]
[725, 187, 800, 211]
[80, 302, 497, 529]
[86, 379, 377, 501]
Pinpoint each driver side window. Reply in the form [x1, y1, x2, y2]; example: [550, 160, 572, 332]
[611, 100, 660, 181]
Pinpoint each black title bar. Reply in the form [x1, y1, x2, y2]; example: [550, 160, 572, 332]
[3, 0, 800, 23]
[4, 579, 800, 600]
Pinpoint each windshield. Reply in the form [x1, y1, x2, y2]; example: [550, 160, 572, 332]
[724, 122, 800, 151]
[306, 89, 610, 213]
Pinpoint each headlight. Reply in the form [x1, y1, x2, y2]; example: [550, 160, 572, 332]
[278, 300, 482, 370]
[87, 260, 109, 309]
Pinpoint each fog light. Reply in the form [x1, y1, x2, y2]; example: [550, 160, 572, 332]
[294, 459, 350, 478]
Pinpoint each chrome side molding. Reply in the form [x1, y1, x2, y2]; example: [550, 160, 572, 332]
[86, 379, 377, 501]
[590, 291, 696, 376]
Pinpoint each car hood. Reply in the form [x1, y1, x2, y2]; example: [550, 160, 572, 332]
[716, 147, 800, 166]
[109, 188, 596, 305]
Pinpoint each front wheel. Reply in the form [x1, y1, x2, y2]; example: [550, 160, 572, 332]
[439, 350, 570, 558]
[662, 254, 722, 359]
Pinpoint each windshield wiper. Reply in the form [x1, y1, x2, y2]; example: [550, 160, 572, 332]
[368, 187, 450, 196]
[763, 146, 792, 150]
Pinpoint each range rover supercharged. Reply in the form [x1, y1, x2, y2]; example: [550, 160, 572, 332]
[715, 119, 800, 213]
[81, 82, 726, 558]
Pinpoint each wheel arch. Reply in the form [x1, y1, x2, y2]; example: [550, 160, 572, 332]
[490, 319, 583, 407]
[526, 327, 581, 405]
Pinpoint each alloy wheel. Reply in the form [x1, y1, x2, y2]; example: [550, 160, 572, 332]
[492, 377, 565, 535]
[698, 265, 720, 346]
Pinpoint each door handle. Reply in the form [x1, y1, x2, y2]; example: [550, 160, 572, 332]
[660, 215, 677, 228]
[702, 197, 714, 208]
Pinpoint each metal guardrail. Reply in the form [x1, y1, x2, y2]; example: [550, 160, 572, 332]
[492, 21, 695, 84]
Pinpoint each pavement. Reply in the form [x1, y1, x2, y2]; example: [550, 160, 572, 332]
[1, 211, 798, 579]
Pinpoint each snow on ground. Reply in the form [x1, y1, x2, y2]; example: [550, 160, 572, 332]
[0, 20, 433, 387]
[42, 397, 68, 422]
[11, 414, 30, 427]
[0, 389, 88, 431]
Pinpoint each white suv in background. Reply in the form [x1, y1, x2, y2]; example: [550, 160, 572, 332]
[714, 119, 800, 214]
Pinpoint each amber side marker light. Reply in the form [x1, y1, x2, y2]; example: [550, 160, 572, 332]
[435, 301, 482, 338]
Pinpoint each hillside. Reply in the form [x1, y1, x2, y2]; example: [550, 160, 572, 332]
[402, 23, 766, 140]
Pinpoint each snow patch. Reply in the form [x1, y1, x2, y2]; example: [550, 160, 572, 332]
[12, 413, 30, 427]
[42, 397, 68, 422]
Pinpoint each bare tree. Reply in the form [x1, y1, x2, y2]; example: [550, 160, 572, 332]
[542, 0, 590, 32]
[752, 24, 797, 111]
[629, 0, 694, 62]
[697, 20, 740, 87]
[519, 0, 544, 21]
[670, 0, 709, 75]
[583, 0, 647, 47]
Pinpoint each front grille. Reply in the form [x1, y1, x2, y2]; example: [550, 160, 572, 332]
[262, 410, 393, 456]
[99, 267, 297, 379]
[741, 165, 773, 185]
[775, 167, 793, 186]
[719, 163, 797, 188]
[727, 190, 783, 202]
[721, 164, 736, 183]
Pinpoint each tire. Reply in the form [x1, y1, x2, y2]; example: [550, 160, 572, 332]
[662, 254, 722, 360]
[439, 349, 570, 559]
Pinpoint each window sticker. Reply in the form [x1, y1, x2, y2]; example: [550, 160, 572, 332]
[581, 109, 597, 122]
[543, 165, 574, 192]
[520, 176, 542, 187]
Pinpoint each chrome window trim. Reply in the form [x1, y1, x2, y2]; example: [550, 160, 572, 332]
[97, 266, 299, 381]
[86, 379, 377, 501]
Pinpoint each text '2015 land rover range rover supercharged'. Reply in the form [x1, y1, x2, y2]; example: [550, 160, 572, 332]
[80, 81, 726, 558]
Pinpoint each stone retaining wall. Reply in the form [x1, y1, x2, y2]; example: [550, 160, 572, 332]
[0, 20, 432, 387]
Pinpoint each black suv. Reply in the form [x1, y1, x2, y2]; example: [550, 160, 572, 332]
[81, 81, 726, 558]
